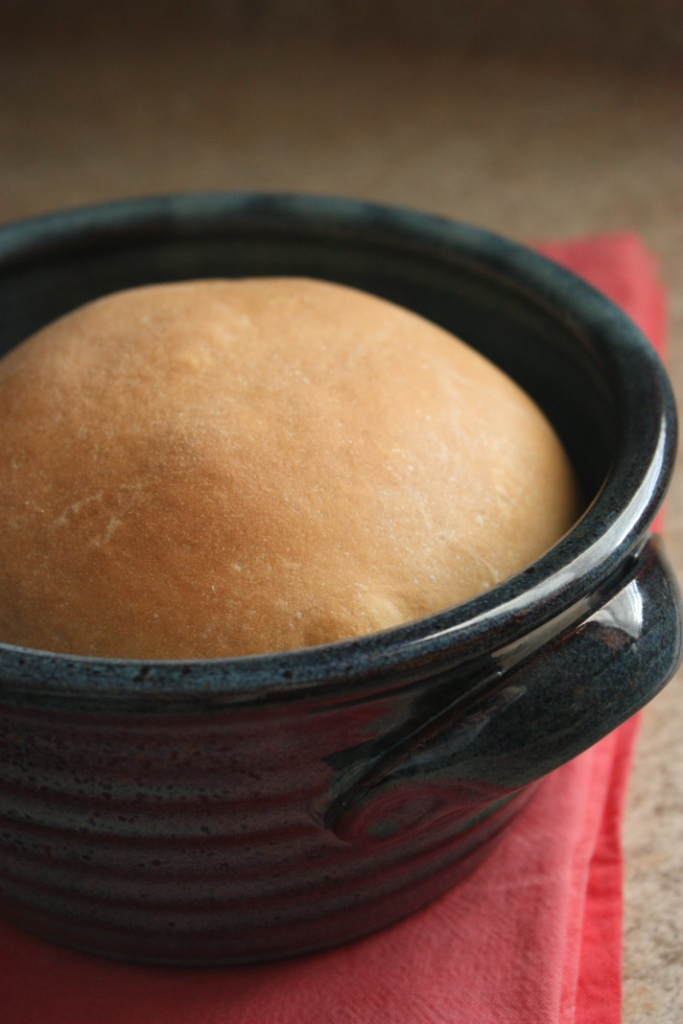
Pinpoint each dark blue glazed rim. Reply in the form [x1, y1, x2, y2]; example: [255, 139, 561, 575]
[0, 193, 676, 706]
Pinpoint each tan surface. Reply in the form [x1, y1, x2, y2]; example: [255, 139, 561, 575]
[0, 278, 577, 657]
[0, 17, 681, 1017]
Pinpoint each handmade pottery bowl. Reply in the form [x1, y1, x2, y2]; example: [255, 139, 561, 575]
[0, 194, 680, 966]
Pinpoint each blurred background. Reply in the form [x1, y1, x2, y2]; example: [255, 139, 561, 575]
[1, 2, 682, 1019]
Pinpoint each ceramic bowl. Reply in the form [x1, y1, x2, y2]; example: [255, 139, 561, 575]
[0, 194, 679, 965]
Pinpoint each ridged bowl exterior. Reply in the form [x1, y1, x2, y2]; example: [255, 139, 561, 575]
[0, 695, 533, 964]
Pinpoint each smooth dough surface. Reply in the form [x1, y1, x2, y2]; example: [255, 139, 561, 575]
[0, 278, 580, 659]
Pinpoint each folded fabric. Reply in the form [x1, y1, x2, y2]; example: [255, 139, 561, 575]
[0, 233, 667, 1024]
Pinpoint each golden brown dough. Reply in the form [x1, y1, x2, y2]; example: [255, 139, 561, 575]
[0, 278, 580, 659]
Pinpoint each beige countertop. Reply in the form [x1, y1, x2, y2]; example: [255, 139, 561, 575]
[1, 17, 682, 1020]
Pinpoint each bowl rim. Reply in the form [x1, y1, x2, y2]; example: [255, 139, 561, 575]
[0, 192, 676, 704]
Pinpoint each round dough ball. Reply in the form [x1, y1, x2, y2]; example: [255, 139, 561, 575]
[0, 278, 580, 659]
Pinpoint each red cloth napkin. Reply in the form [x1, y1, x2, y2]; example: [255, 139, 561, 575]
[0, 233, 668, 1024]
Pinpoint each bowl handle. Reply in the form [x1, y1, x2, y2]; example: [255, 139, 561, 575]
[327, 537, 682, 845]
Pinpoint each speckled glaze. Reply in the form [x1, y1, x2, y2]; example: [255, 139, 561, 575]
[0, 194, 679, 965]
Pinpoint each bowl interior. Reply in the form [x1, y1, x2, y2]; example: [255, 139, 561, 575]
[0, 212, 614, 503]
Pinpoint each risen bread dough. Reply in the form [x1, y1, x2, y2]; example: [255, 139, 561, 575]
[0, 278, 579, 659]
